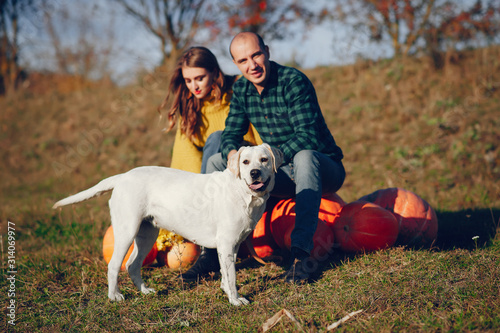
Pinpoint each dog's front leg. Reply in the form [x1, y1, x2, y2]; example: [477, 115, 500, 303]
[217, 245, 249, 306]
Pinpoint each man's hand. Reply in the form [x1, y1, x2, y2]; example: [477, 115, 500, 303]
[227, 149, 238, 162]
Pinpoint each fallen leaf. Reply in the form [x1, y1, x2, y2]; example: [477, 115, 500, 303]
[262, 309, 304, 332]
[327, 309, 364, 330]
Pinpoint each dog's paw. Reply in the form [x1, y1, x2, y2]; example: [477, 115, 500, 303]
[141, 286, 156, 295]
[109, 292, 125, 302]
[229, 296, 250, 306]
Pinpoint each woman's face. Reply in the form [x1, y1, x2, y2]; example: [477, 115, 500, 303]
[182, 66, 215, 100]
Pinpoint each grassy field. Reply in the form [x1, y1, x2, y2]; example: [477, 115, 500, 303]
[1, 46, 499, 332]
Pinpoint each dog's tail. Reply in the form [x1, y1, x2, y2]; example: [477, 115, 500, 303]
[52, 174, 122, 209]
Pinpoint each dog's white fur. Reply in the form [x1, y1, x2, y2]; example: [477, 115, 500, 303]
[53, 143, 283, 306]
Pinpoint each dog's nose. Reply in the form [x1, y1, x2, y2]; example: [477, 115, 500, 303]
[250, 169, 261, 179]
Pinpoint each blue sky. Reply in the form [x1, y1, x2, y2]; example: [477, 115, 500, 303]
[18, 0, 496, 84]
[116, 7, 391, 77]
[18, 0, 394, 84]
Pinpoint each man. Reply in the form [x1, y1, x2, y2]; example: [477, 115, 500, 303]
[183, 32, 345, 283]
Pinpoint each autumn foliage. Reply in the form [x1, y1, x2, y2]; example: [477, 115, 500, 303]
[335, 0, 500, 59]
[228, 0, 267, 31]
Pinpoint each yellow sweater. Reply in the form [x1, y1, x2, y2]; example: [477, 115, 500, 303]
[170, 92, 262, 173]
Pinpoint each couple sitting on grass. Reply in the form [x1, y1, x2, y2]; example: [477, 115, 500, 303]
[159, 32, 345, 283]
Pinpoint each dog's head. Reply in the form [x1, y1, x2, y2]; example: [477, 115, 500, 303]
[228, 143, 284, 196]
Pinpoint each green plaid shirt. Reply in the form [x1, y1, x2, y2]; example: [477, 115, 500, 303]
[221, 61, 343, 163]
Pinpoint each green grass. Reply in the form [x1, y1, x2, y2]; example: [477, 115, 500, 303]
[1, 47, 500, 331]
[2, 210, 499, 332]
[1, 197, 499, 331]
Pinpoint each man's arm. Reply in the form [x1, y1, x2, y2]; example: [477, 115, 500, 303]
[220, 89, 250, 161]
[278, 74, 322, 161]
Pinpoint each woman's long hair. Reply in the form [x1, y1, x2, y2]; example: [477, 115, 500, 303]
[158, 46, 234, 142]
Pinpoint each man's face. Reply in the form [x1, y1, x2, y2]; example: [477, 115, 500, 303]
[231, 35, 270, 94]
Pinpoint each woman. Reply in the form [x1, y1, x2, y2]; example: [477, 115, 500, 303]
[159, 46, 261, 173]
[157, 46, 261, 279]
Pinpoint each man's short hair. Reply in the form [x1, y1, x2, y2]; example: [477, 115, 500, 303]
[229, 32, 266, 59]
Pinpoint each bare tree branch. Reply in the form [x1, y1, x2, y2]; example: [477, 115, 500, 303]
[116, 0, 208, 67]
[403, 0, 435, 55]
[0, 0, 36, 94]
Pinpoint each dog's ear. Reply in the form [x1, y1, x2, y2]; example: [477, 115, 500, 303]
[263, 143, 284, 173]
[227, 148, 242, 177]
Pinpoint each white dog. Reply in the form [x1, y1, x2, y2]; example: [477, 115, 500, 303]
[53, 143, 283, 306]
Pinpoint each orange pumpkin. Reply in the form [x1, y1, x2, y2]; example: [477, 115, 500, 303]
[333, 201, 399, 253]
[239, 198, 281, 259]
[165, 241, 201, 269]
[270, 198, 336, 259]
[250, 198, 281, 258]
[240, 209, 280, 259]
[102, 226, 158, 271]
[358, 188, 438, 247]
[270, 198, 297, 249]
[318, 192, 346, 226]
[283, 219, 335, 260]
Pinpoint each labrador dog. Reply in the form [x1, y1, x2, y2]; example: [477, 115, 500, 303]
[53, 143, 283, 306]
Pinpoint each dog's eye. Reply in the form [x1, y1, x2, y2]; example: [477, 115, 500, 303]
[242, 160, 250, 165]
[261, 157, 268, 163]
